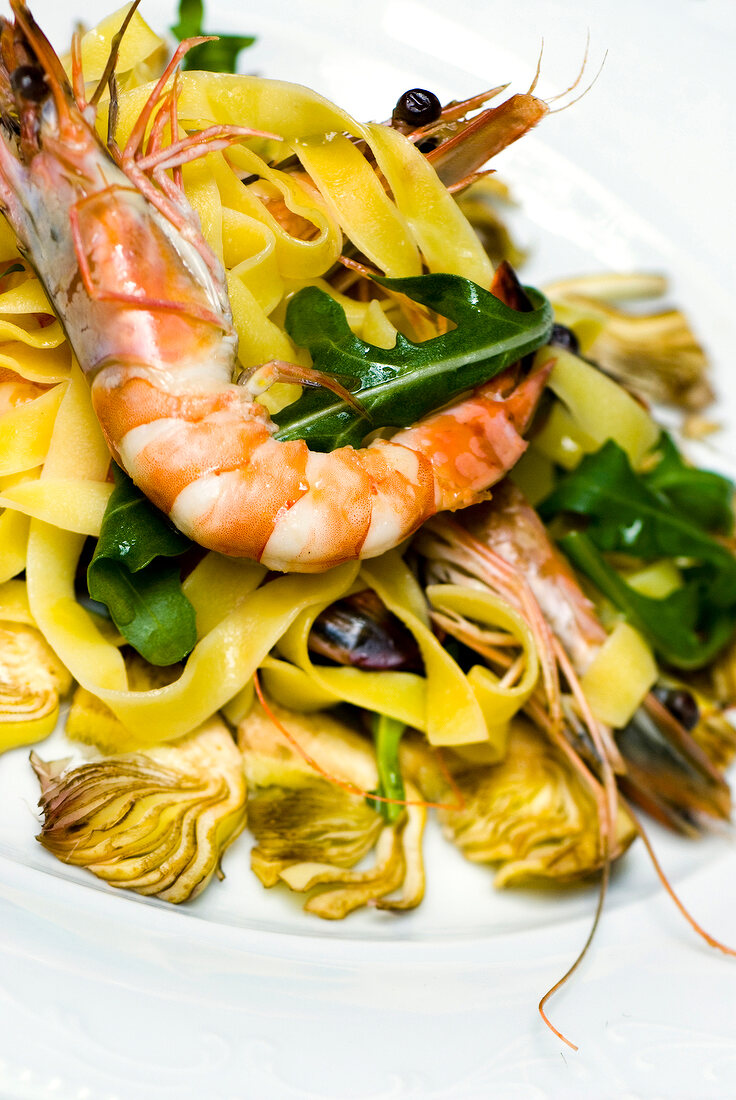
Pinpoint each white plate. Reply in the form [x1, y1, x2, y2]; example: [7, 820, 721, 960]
[1, 1, 736, 1097]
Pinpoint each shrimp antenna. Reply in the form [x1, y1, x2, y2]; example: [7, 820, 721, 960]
[539, 858, 610, 1051]
[90, 0, 142, 108]
[527, 39, 544, 96]
[538, 634, 620, 1052]
[546, 31, 590, 104]
[106, 70, 119, 152]
[625, 800, 736, 958]
[70, 28, 85, 107]
[549, 40, 608, 115]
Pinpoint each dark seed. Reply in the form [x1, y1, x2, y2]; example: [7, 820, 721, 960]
[10, 65, 48, 104]
[392, 88, 442, 128]
[549, 323, 580, 355]
[653, 685, 700, 732]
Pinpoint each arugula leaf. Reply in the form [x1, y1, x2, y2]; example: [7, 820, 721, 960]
[560, 531, 735, 669]
[274, 274, 553, 451]
[88, 466, 196, 666]
[540, 440, 736, 668]
[539, 440, 736, 606]
[171, 0, 255, 73]
[643, 433, 734, 534]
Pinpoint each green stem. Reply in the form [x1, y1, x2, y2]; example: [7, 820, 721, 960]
[370, 713, 406, 824]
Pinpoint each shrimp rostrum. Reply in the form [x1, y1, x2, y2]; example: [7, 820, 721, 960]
[0, 1, 550, 573]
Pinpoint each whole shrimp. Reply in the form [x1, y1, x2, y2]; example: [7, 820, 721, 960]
[0, 2, 549, 573]
[419, 479, 732, 832]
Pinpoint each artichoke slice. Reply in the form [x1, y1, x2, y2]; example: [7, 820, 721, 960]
[544, 273, 712, 411]
[31, 716, 246, 903]
[239, 701, 426, 918]
[404, 719, 635, 886]
[0, 622, 71, 752]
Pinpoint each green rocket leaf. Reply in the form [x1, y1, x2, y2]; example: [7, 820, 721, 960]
[274, 274, 553, 451]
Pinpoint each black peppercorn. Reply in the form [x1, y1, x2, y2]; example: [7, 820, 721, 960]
[392, 88, 442, 129]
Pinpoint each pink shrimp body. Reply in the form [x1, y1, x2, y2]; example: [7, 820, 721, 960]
[459, 481, 607, 671]
[0, 3, 548, 572]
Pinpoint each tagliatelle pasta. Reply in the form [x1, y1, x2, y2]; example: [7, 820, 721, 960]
[0, 11, 539, 752]
[531, 346, 660, 470]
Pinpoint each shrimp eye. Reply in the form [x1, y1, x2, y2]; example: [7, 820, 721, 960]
[392, 88, 442, 128]
[11, 65, 48, 104]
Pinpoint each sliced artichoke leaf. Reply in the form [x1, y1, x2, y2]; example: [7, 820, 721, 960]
[544, 273, 712, 411]
[374, 789, 426, 912]
[238, 701, 426, 917]
[403, 720, 635, 886]
[31, 716, 246, 904]
[0, 621, 72, 752]
[300, 823, 408, 920]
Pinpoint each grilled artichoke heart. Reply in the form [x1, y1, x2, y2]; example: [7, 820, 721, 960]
[405, 718, 635, 885]
[239, 701, 426, 918]
[31, 716, 246, 903]
[0, 621, 71, 752]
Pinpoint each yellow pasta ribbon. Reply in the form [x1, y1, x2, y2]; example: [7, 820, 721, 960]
[580, 622, 657, 729]
[226, 273, 301, 370]
[268, 551, 502, 747]
[0, 471, 35, 583]
[182, 553, 266, 638]
[624, 560, 682, 599]
[0, 384, 65, 476]
[222, 147, 342, 282]
[114, 73, 362, 149]
[426, 584, 540, 760]
[0, 507, 28, 584]
[296, 133, 421, 277]
[361, 300, 398, 349]
[26, 364, 124, 693]
[0, 343, 72, 385]
[65, 4, 165, 82]
[531, 401, 598, 471]
[113, 72, 487, 287]
[0, 479, 113, 536]
[0, 280, 64, 349]
[534, 346, 659, 469]
[366, 122, 493, 286]
[0, 578, 34, 625]
[0, 711, 59, 754]
[19, 362, 361, 747]
[361, 555, 490, 746]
